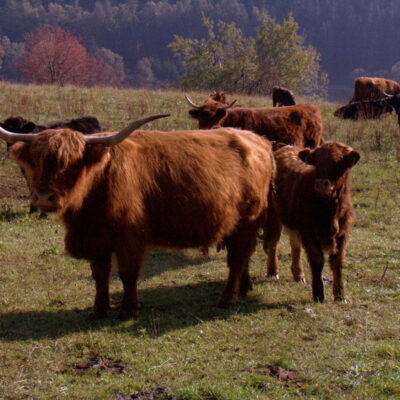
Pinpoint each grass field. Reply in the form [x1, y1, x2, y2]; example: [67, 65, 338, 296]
[0, 83, 399, 399]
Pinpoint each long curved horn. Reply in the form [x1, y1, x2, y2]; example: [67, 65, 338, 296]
[184, 95, 200, 108]
[0, 126, 36, 143]
[382, 91, 393, 98]
[84, 114, 170, 146]
[221, 99, 237, 109]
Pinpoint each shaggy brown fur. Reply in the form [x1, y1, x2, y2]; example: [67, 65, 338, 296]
[272, 86, 296, 107]
[348, 77, 400, 103]
[188, 103, 323, 148]
[263, 142, 360, 302]
[10, 127, 275, 319]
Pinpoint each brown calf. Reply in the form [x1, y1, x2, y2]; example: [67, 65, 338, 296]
[1, 118, 275, 319]
[263, 142, 360, 302]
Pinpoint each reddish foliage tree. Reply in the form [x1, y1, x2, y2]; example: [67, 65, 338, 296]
[20, 25, 123, 87]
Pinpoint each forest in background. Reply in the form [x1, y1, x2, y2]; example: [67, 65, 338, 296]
[1, 0, 400, 99]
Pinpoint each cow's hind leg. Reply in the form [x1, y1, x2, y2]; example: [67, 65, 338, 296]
[89, 255, 112, 319]
[219, 223, 258, 306]
[287, 229, 306, 282]
[262, 196, 282, 279]
[115, 239, 145, 320]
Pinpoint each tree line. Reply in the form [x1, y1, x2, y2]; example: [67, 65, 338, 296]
[1, 0, 400, 91]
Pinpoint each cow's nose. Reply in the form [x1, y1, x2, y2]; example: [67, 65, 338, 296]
[315, 179, 331, 193]
[31, 191, 58, 208]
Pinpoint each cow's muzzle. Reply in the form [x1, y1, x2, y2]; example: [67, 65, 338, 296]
[31, 191, 59, 211]
[314, 179, 333, 196]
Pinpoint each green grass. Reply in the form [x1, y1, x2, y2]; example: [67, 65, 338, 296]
[0, 83, 399, 399]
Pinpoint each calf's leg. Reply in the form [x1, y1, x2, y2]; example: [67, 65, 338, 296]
[302, 235, 325, 302]
[262, 197, 282, 279]
[89, 255, 112, 318]
[329, 234, 348, 301]
[287, 229, 306, 282]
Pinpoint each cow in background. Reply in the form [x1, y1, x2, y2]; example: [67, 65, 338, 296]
[272, 86, 296, 107]
[347, 77, 400, 103]
[0, 116, 275, 320]
[334, 98, 394, 120]
[1, 115, 102, 151]
[0, 115, 102, 215]
[263, 141, 360, 302]
[185, 96, 323, 149]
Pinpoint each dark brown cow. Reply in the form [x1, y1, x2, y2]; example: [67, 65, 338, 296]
[263, 142, 360, 302]
[348, 77, 400, 103]
[1, 115, 102, 150]
[272, 86, 296, 107]
[334, 98, 394, 120]
[0, 116, 275, 320]
[186, 98, 323, 148]
[1, 115, 102, 215]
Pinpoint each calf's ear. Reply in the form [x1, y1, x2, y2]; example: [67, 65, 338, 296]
[298, 148, 314, 165]
[342, 150, 360, 170]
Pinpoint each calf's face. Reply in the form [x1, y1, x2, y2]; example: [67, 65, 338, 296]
[298, 142, 360, 197]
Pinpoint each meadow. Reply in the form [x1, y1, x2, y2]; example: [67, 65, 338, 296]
[0, 83, 399, 399]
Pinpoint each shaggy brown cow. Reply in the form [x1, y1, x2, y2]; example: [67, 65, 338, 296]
[263, 142, 360, 302]
[334, 98, 394, 120]
[0, 116, 275, 320]
[186, 98, 323, 148]
[348, 77, 400, 103]
[272, 86, 296, 107]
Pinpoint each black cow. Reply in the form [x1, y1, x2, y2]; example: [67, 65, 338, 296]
[272, 86, 296, 107]
[334, 99, 394, 120]
[1, 116, 101, 150]
[1, 115, 102, 215]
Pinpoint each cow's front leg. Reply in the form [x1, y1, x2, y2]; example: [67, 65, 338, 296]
[115, 240, 145, 320]
[88, 255, 112, 319]
[329, 234, 348, 302]
[302, 235, 325, 302]
[287, 229, 306, 282]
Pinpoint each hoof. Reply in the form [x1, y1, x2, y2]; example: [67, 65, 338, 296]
[115, 308, 139, 320]
[266, 273, 279, 280]
[85, 311, 108, 320]
[334, 296, 347, 303]
[294, 276, 306, 283]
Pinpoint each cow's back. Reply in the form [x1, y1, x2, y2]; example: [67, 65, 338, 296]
[352, 77, 400, 102]
[106, 128, 274, 248]
[223, 105, 322, 148]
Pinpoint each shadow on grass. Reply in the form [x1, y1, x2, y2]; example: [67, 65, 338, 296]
[0, 209, 27, 221]
[0, 279, 309, 342]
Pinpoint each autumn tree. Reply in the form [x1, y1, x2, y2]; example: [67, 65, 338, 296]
[169, 13, 328, 96]
[20, 25, 124, 87]
[169, 15, 256, 93]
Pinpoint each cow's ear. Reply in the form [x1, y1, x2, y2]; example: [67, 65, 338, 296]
[342, 150, 360, 170]
[22, 122, 36, 133]
[298, 148, 314, 165]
